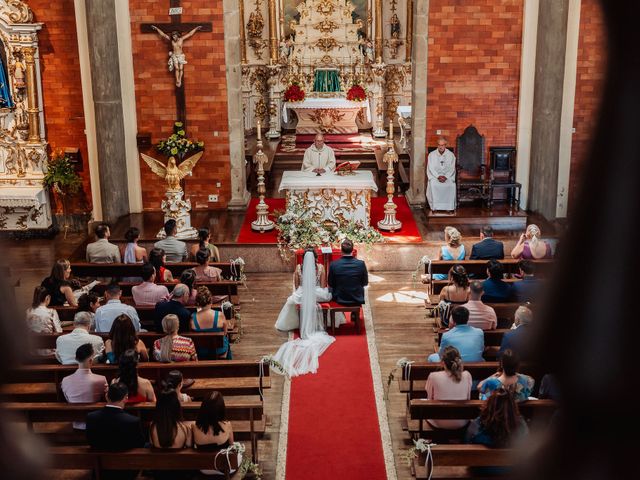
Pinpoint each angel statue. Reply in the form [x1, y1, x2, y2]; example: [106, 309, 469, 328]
[140, 151, 204, 192]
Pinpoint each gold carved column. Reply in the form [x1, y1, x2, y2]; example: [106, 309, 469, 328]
[267, 0, 278, 63]
[240, 0, 247, 64]
[405, 0, 413, 62]
[374, 0, 383, 60]
[23, 47, 41, 143]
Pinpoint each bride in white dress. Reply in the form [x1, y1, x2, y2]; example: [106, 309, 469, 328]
[272, 250, 336, 377]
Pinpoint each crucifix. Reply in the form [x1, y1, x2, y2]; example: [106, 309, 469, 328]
[141, 0, 212, 129]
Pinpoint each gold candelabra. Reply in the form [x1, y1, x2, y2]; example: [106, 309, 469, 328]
[377, 120, 402, 232]
[251, 121, 275, 232]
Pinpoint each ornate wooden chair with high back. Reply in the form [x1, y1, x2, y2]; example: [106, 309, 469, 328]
[489, 146, 521, 210]
[455, 125, 492, 208]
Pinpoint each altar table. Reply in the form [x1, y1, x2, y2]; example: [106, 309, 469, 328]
[282, 97, 371, 134]
[278, 171, 378, 226]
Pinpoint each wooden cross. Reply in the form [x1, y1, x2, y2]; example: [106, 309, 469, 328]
[140, 0, 212, 129]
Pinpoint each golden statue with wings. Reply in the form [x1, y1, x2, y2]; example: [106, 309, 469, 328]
[140, 152, 204, 192]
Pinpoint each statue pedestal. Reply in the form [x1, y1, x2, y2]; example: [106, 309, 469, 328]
[156, 190, 198, 239]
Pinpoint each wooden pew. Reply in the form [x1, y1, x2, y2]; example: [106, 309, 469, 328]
[435, 328, 510, 347]
[408, 399, 557, 439]
[4, 400, 264, 462]
[2, 360, 270, 402]
[70, 262, 237, 280]
[91, 281, 243, 302]
[425, 259, 554, 279]
[432, 278, 524, 295]
[46, 446, 245, 478]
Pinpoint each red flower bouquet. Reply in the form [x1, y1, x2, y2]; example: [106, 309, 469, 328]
[284, 83, 305, 102]
[347, 84, 367, 102]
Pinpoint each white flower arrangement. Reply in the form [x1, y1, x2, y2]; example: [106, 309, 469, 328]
[385, 357, 414, 400]
[402, 438, 436, 467]
[412, 255, 432, 288]
[261, 355, 289, 378]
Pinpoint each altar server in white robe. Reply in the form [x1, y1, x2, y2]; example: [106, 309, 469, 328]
[302, 133, 336, 174]
[427, 137, 457, 212]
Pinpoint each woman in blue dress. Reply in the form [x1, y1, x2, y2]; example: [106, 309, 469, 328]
[433, 226, 465, 280]
[190, 286, 232, 359]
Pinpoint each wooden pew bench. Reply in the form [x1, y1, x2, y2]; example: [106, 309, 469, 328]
[4, 400, 264, 462]
[426, 302, 533, 329]
[425, 259, 554, 279]
[71, 262, 237, 280]
[2, 360, 270, 402]
[432, 278, 523, 295]
[91, 281, 243, 302]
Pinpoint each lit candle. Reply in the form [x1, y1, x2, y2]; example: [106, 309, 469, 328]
[257, 120, 261, 141]
[389, 120, 393, 140]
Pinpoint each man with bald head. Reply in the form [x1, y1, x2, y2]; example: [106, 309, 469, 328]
[302, 133, 336, 174]
[427, 136, 456, 212]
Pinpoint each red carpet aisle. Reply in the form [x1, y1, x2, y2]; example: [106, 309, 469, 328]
[283, 321, 390, 479]
[237, 197, 422, 244]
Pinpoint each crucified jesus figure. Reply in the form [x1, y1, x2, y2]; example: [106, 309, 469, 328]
[151, 25, 202, 88]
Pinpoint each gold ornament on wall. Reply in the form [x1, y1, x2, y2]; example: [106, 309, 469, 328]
[246, 0, 266, 60]
[315, 37, 339, 52]
[385, 65, 406, 94]
[314, 19, 338, 34]
[254, 97, 268, 121]
[385, 97, 400, 123]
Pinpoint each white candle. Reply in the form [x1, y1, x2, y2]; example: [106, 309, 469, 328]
[389, 120, 393, 140]
[257, 120, 261, 141]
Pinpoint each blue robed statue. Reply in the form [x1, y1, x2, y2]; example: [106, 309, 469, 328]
[0, 52, 14, 109]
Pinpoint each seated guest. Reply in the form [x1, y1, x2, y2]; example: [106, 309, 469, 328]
[481, 260, 512, 303]
[425, 346, 472, 429]
[55, 311, 104, 365]
[94, 283, 141, 333]
[154, 219, 188, 262]
[86, 382, 146, 479]
[122, 226, 147, 264]
[154, 284, 192, 333]
[165, 370, 193, 403]
[499, 306, 533, 358]
[462, 281, 497, 330]
[41, 259, 78, 307]
[193, 391, 240, 476]
[191, 287, 232, 359]
[132, 263, 170, 306]
[433, 226, 465, 281]
[539, 374, 561, 401]
[105, 314, 149, 364]
[465, 388, 529, 447]
[191, 227, 220, 263]
[112, 349, 156, 403]
[328, 239, 368, 307]
[428, 307, 484, 363]
[478, 349, 534, 402]
[26, 286, 62, 339]
[193, 248, 223, 283]
[149, 247, 175, 283]
[76, 292, 100, 330]
[511, 224, 553, 259]
[470, 226, 504, 260]
[153, 314, 197, 362]
[150, 387, 193, 449]
[511, 260, 540, 303]
[439, 265, 470, 304]
[86, 223, 121, 263]
[61, 343, 108, 430]
[179, 269, 198, 305]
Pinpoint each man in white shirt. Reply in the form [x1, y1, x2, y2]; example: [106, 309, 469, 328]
[94, 284, 141, 332]
[462, 281, 497, 331]
[301, 133, 336, 174]
[426, 137, 456, 212]
[86, 224, 121, 263]
[56, 312, 105, 364]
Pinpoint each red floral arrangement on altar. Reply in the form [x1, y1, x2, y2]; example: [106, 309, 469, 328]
[284, 83, 305, 102]
[347, 84, 367, 102]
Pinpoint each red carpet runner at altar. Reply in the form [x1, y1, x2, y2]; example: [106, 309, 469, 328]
[236, 196, 422, 243]
[284, 321, 388, 479]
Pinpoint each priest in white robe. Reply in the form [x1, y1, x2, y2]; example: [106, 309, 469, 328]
[301, 133, 336, 174]
[426, 137, 457, 212]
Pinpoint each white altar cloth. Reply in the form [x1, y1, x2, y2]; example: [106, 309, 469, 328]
[282, 97, 371, 123]
[278, 171, 377, 226]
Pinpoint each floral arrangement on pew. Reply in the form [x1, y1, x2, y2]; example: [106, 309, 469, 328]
[385, 357, 413, 400]
[402, 438, 436, 467]
[156, 121, 204, 161]
[346, 83, 367, 102]
[283, 82, 305, 102]
[274, 197, 384, 258]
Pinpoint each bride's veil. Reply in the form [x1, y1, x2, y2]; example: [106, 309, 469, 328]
[299, 250, 323, 339]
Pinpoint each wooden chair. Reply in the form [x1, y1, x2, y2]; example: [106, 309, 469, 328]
[489, 146, 521, 209]
[327, 301, 362, 334]
[455, 125, 491, 208]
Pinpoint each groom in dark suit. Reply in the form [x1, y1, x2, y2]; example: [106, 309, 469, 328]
[328, 239, 368, 307]
[470, 226, 505, 260]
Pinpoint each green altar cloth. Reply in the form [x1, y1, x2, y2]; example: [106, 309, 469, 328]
[313, 69, 341, 93]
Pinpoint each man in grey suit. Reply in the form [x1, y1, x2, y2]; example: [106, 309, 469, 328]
[154, 219, 188, 262]
[86, 224, 121, 263]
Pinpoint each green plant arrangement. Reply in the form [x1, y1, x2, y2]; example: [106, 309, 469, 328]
[43, 149, 82, 238]
[385, 357, 413, 400]
[156, 122, 204, 161]
[275, 196, 384, 258]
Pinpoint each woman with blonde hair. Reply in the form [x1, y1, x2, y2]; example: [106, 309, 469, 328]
[511, 224, 553, 259]
[153, 314, 197, 362]
[433, 226, 465, 280]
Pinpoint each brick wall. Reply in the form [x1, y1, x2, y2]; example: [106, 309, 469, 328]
[30, 1, 91, 213]
[426, 0, 523, 159]
[130, 0, 230, 210]
[569, 0, 606, 209]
